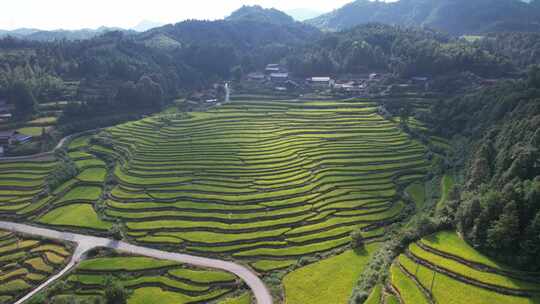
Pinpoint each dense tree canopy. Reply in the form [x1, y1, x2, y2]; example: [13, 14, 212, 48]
[431, 79, 540, 269]
[286, 24, 511, 78]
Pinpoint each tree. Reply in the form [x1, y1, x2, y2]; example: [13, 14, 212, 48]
[351, 229, 365, 250]
[399, 106, 412, 128]
[486, 201, 520, 252]
[111, 223, 123, 240]
[104, 277, 127, 304]
[527, 65, 540, 88]
[115, 81, 138, 108]
[231, 65, 244, 82]
[136, 76, 163, 110]
[8, 81, 37, 118]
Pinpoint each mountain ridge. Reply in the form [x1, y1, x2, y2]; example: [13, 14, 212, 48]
[306, 0, 540, 35]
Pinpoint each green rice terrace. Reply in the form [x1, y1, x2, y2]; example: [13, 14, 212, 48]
[28, 250, 250, 304]
[0, 229, 72, 303]
[388, 231, 540, 304]
[0, 98, 538, 304]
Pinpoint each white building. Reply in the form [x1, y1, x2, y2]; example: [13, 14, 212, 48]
[308, 77, 334, 87]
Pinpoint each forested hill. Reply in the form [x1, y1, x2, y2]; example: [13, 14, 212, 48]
[285, 24, 512, 78]
[225, 5, 296, 25]
[306, 0, 540, 35]
[0, 14, 321, 130]
[0, 27, 129, 42]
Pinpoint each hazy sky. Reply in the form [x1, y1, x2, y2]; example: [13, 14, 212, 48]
[1, 0, 355, 30]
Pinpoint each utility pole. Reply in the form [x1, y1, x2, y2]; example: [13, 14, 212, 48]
[430, 270, 437, 292]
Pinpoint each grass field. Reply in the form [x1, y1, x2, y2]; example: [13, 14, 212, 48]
[436, 175, 454, 211]
[405, 182, 425, 210]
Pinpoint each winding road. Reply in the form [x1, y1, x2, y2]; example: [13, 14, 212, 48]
[0, 221, 273, 304]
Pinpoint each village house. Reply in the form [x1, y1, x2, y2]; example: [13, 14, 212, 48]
[369, 73, 382, 81]
[0, 99, 13, 122]
[411, 76, 430, 90]
[0, 130, 33, 155]
[0, 130, 16, 146]
[308, 77, 334, 88]
[270, 72, 289, 83]
[247, 72, 266, 81]
[265, 64, 282, 75]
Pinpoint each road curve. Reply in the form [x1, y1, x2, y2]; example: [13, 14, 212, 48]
[0, 221, 273, 304]
[12, 244, 89, 304]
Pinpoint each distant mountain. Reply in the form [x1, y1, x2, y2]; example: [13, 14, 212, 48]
[133, 20, 165, 32]
[226, 5, 296, 25]
[286, 8, 324, 21]
[0, 27, 127, 41]
[306, 0, 540, 35]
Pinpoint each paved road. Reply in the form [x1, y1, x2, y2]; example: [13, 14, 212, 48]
[0, 221, 272, 304]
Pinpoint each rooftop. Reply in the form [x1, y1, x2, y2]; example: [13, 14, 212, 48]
[311, 77, 332, 82]
[270, 73, 289, 78]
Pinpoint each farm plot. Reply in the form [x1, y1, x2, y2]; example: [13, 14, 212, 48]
[0, 229, 72, 303]
[0, 160, 57, 215]
[30, 252, 250, 304]
[0, 134, 112, 232]
[388, 231, 540, 304]
[283, 244, 379, 304]
[0, 99, 432, 302]
[90, 100, 429, 262]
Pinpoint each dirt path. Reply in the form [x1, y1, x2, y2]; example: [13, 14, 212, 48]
[0, 221, 272, 304]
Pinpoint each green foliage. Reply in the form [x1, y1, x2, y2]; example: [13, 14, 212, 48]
[350, 229, 365, 250]
[287, 24, 510, 78]
[115, 76, 163, 110]
[47, 156, 79, 193]
[7, 81, 37, 118]
[528, 65, 540, 89]
[226, 5, 295, 25]
[111, 223, 123, 240]
[430, 79, 540, 270]
[104, 277, 127, 304]
[456, 180, 540, 268]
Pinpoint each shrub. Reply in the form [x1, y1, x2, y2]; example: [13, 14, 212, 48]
[351, 230, 365, 250]
[47, 156, 79, 192]
[104, 277, 127, 304]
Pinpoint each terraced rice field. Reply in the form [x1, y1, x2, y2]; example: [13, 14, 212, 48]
[100, 100, 428, 260]
[389, 231, 540, 304]
[0, 160, 57, 216]
[283, 244, 379, 304]
[32, 252, 250, 304]
[0, 98, 434, 303]
[0, 135, 111, 232]
[0, 229, 72, 303]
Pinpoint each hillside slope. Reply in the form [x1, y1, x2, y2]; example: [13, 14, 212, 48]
[306, 0, 540, 35]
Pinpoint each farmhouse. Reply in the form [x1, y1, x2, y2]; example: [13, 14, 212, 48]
[308, 77, 334, 87]
[247, 72, 266, 81]
[411, 76, 429, 82]
[0, 130, 16, 146]
[369, 73, 381, 81]
[0, 99, 13, 121]
[270, 72, 289, 83]
[265, 64, 282, 74]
